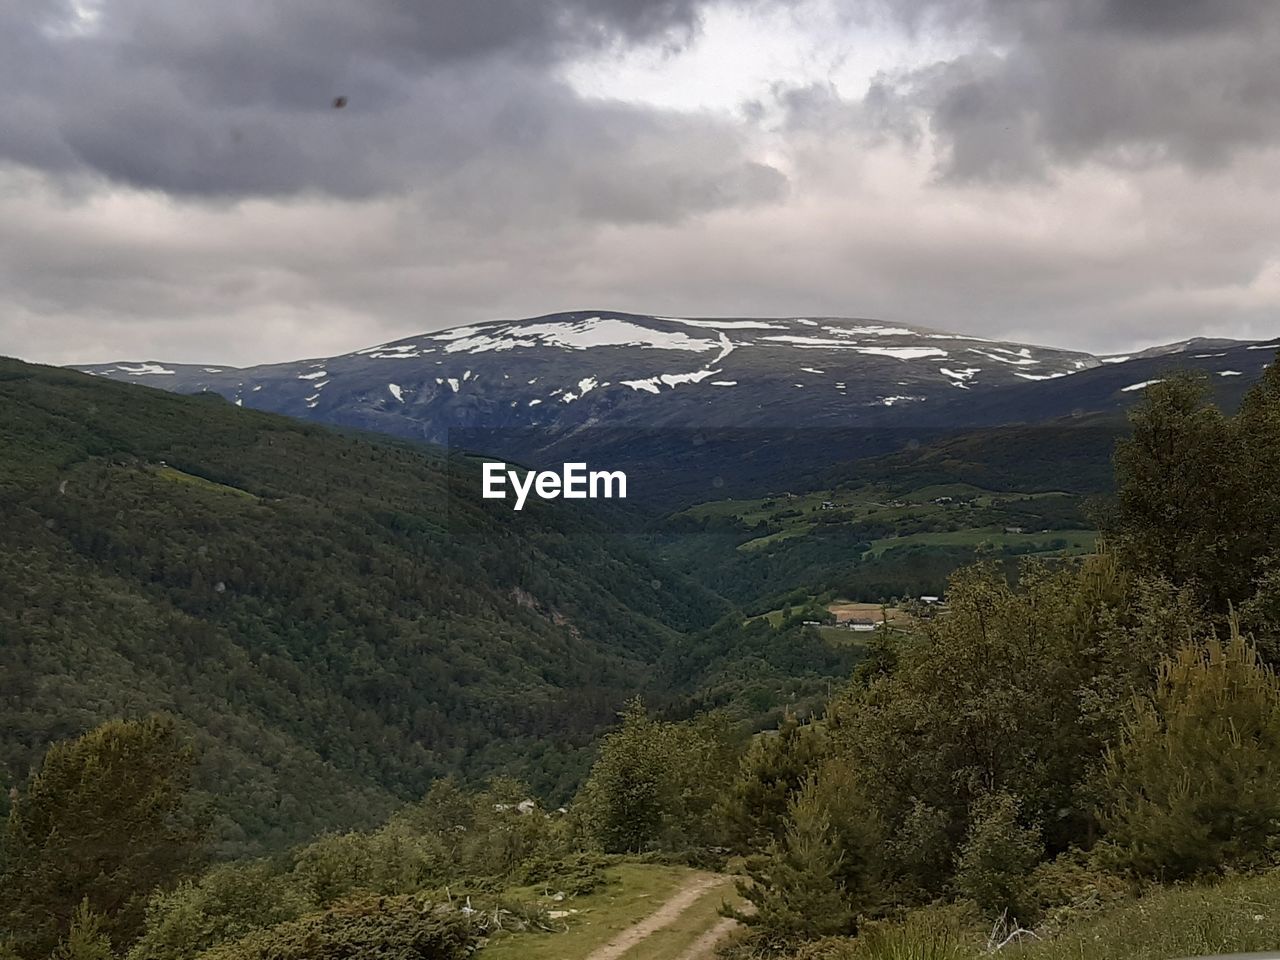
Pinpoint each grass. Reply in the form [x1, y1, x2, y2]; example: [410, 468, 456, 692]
[1011, 871, 1280, 960]
[811, 870, 1280, 960]
[737, 523, 817, 552]
[155, 465, 256, 499]
[480, 863, 694, 960]
[864, 528, 1097, 559]
[827, 601, 912, 625]
[818, 626, 873, 649]
[681, 483, 1094, 570]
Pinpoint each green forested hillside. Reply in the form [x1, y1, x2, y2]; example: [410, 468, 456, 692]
[0, 357, 724, 852]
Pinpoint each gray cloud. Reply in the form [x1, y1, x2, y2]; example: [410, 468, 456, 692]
[0, 0, 786, 204]
[0, 0, 1276, 368]
[829, 0, 1280, 180]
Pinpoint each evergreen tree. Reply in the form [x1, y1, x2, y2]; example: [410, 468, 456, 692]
[719, 712, 825, 852]
[1095, 627, 1280, 880]
[729, 779, 858, 945]
[50, 901, 116, 960]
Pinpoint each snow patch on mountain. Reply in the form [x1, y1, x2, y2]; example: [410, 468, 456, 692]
[115, 363, 175, 376]
[664, 318, 786, 330]
[968, 349, 1038, 367]
[940, 367, 981, 387]
[622, 378, 661, 394]
[434, 316, 718, 354]
[763, 335, 857, 347]
[711, 332, 735, 365]
[856, 346, 947, 360]
[661, 369, 719, 387]
[622, 368, 721, 392]
[1122, 379, 1165, 392]
[823, 324, 914, 337]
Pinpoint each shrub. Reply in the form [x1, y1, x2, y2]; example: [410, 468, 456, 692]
[951, 793, 1043, 921]
[1095, 628, 1280, 880]
[127, 860, 308, 960]
[196, 895, 478, 960]
[790, 902, 981, 960]
[51, 901, 115, 960]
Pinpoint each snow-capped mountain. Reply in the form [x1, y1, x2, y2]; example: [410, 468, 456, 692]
[74, 311, 1276, 497]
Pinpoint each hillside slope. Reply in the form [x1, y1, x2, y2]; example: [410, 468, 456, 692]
[0, 357, 722, 853]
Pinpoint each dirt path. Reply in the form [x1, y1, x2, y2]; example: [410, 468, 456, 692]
[672, 916, 740, 960]
[583, 873, 733, 960]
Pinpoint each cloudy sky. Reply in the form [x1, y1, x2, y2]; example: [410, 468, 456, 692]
[3, 0, 1279, 366]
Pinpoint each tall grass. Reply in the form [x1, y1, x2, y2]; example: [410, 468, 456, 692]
[801, 871, 1280, 960]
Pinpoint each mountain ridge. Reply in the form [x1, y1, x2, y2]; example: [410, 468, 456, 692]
[70, 311, 1278, 505]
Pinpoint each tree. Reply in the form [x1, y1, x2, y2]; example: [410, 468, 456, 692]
[577, 701, 739, 853]
[719, 713, 825, 852]
[577, 701, 677, 853]
[0, 717, 207, 958]
[50, 901, 115, 960]
[1094, 627, 1280, 880]
[729, 778, 858, 947]
[1110, 358, 1280, 622]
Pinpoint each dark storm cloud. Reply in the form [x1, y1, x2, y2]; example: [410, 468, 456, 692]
[831, 0, 1280, 180]
[0, 0, 786, 207]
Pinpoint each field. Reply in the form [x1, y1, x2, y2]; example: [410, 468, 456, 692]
[826, 601, 912, 625]
[678, 482, 1091, 560]
[862, 527, 1097, 558]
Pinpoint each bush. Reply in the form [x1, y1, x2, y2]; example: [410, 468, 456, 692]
[51, 901, 115, 960]
[1095, 628, 1280, 880]
[196, 895, 478, 960]
[790, 902, 981, 960]
[127, 860, 308, 960]
[1021, 850, 1130, 934]
[951, 793, 1043, 921]
[517, 851, 611, 896]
